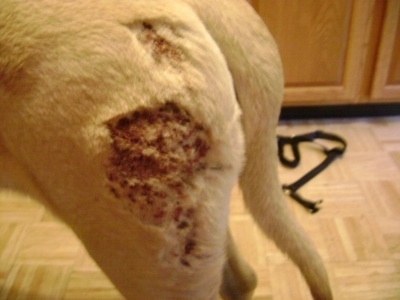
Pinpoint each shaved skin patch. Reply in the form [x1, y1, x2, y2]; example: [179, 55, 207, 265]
[106, 102, 211, 267]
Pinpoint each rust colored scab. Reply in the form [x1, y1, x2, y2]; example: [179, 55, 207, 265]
[184, 239, 196, 255]
[116, 117, 131, 129]
[142, 22, 153, 30]
[138, 22, 184, 63]
[106, 102, 209, 266]
[154, 209, 166, 220]
[105, 101, 210, 226]
[180, 259, 190, 267]
[177, 221, 189, 230]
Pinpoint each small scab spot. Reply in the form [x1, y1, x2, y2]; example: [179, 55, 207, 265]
[154, 209, 166, 220]
[184, 239, 196, 255]
[180, 259, 190, 267]
[110, 187, 119, 198]
[177, 221, 189, 230]
[116, 117, 131, 129]
[137, 22, 184, 63]
[142, 22, 153, 30]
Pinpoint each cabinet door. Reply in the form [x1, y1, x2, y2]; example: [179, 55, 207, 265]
[371, 0, 400, 101]
[252, 0, 377, 106]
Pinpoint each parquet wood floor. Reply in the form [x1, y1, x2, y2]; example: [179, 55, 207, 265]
[1, 117, 400, 299]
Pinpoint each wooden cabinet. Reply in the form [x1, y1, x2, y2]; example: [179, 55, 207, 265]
[371, 0, 400, 101]
[251, 0, 400, 106]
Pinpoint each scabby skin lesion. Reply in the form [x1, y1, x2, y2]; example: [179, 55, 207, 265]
[105, 102, 213, 268]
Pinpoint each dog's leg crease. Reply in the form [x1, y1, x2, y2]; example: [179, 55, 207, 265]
[220, 230, 257, 300]
[185, 1, 333, 299]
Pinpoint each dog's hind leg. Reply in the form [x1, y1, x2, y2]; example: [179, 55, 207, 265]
[0, 1, 245, 298]
[185, 0, 333, 299]
[220, 230, 257, 300]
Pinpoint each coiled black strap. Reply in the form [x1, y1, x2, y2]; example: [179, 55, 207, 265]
[277, 131, 347, 213]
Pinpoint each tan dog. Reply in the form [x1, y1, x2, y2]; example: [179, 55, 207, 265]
[0, 0, 332, 299]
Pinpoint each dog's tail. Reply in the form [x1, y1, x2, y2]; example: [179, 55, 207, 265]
[186, 0, 333, 299]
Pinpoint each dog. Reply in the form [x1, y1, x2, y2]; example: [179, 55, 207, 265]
[0, 0, 333, 299]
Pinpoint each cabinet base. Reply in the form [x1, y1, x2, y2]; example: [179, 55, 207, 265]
[280, 103, 400, 120]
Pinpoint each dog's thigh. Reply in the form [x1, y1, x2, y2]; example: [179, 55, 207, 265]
[0, 2, 244, 298]
[76, 102, 243, 299]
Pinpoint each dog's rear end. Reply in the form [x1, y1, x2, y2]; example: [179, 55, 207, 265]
[0, 0, 332, 299]
[187, 1, 333, 299]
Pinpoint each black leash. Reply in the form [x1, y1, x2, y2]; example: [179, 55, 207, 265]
[277, 131, 347, 213]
